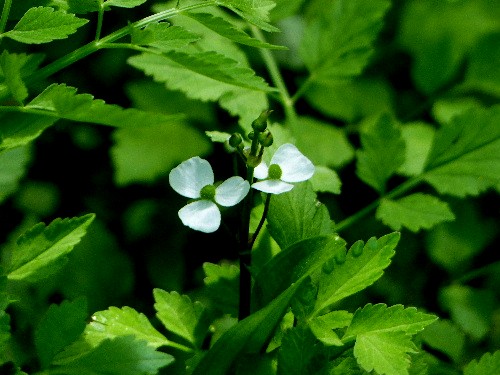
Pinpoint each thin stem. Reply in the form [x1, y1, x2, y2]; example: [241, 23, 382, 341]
[0, 0, 12, 34]
[95, 5, 105, 41]
[456, 261, 500, 284]
[334, 176, 423, 233]
[249, 193, 271, 249]
[0, 1, 217, 100]
[290, 75, 314, 105]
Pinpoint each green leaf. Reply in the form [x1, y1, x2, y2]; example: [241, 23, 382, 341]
[423, 105, 500, 197]
[203, 262, 239, 317]
[314, 233, 400, 316]
[300, 0, 391, 83]
[0, 112, 57, 150]
[186, 12, 286, 50]
[376, 193, 455, 232]
[310, 166, 342, 195]
[309, 318, 344, 346]
[50, 336, 173, 375]
[398, 122, 435, 177]
[6, 214, 95, 282]
[128, 51, 273, 94]
[215, 0, 279, 32]
[3, 7, 88, 44]
[153, 289, 209, 349]
[104, 0, 147, 8]
[34, 298, 88, 368]
[131, 23, 200, 51]
[110, 121, 212, 186]
[356, 113, 406, 193]
[0, 51, 28, 103]
[354, 331, 417, 375]
[267, 181, 335, 250]
[0, 146, 31, 203]
[420, 320, 465, 363]
[67, 0, 100, 14]
[464, 350, 500, 375]
[0, 276, 10, 361]
[343, 304, 437, 341]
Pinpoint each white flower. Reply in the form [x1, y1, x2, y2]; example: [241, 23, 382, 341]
[252, 143, 315, 194]
[169, 157, 250, 233]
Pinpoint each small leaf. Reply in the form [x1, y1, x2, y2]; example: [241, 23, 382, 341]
[0, 51, 28, 103]
[309, 318, 343, 346]
[132, 23, 200, 51]
[356, 113, 406, 193]
[310, 165, 342, 195]
[215, 0, 279, 32]
[3, 7, 88, 44]
[6, 214, 95, 282]
[203, 262, 239, 317]
[34, 298, 88, 369]
[376, 193, 455, 232]
[186, 12, 286, 49]
[104, 0, 147, 8]
[398, 122, 435, 177]
[464, 350, 500, 375]
[153, 289, 209, 349]
[0, 146, 31, 204]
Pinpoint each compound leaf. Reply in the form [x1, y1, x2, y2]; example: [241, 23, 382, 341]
[3, 7, 88, 44]
[376, 193, 455, 232]
[6, 214, 95, 282]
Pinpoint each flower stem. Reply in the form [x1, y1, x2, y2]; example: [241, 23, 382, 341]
[249, 193, 271, 249]
[0, 0, 12, 35]
[95, 5, 105, 41]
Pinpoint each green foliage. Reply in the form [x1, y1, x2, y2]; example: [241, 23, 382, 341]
[464, 350, 500, 375]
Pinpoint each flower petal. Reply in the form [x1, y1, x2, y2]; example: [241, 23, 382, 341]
[215, 176, 250, 206]
[178, 200, 220, 233]
[271, 144, 315, 183]
[253, 161, 269, 179]
[252, 180, 294, 194]
[169, 157, 214, 198]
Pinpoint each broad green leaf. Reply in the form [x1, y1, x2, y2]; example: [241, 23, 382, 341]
[267, 181, 335, 250]
[6, 214, 95, 282]
[110, 121, 212, 185]
[34, 298, 88, 368]
[154, 289, 209, 349]
[49, 336, 173, 375]
[300, 0, 391, 83]
[131, 23, 200, 51]
[0, 51, 28, 103]
[356, 113, 406, 193]
[104, 0, 147, 8]
[0, 146, 31, 203]
[253, 235, 346, 309]
[422, 105, 500, 197]
[215, 0, 279, 32]
[464, 350, 500, 375]
[343, 304, 437, 341]
[203, 262, 239, 317]
[292, 116, 355, 168]
[376, 193, 455, 232]
[191, 281, 302, 375]
[420, 320, 465, 363]
[186, 12, 286, 50]
[314, 233, 400, 316]
[310, 166, 341, 195]
[128, 51, 273, 94]
[354, 331, 417, 375]
[3, 7, 88, 44]
[0, 112, 57, 150]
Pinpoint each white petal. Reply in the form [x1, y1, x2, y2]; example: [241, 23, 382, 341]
[178, 200, 220, 233]
[271, 144, 315, 183]
[215, 177, 250, 207]
[169, 157, 214, 198]
[252, 180, 294, 194]
[253, 162, 269, 179]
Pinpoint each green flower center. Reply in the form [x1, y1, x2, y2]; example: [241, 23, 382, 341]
[200, 184, 216, 200]
[268, 164, 282, 179]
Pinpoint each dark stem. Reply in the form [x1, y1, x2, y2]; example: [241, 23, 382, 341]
[249, 193, 271, 249]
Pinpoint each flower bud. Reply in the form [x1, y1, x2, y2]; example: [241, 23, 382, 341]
[228, 133, 243, 147]
[247, 131, 255, 140]
[258, 131, 273, 147]
[251, 110, 273, 132]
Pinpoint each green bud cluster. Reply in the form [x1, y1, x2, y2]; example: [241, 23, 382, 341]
[251, 109, 273, 132]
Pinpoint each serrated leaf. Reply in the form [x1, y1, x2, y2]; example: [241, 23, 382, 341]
[186, 12, 286, 49]
[354, 331, 417, 375]
[267, 181, 335, 250]
[309, 318, 343, 346]
[215, 0, 279, 32]
[132, 23, 200, 51]
[6, 214, 95, 282]
[34, 298, 88, 368]
[300, 0, 391, 83]
[464, 350, 500, 375]
[376, 193, 455, 232]
[0, 51, 28, 103]
[153, 289, 209, 349]
[203, 262, 239, 317]
[356, 113, 406, 193]
[343, 304, 437, 341]
[104, 0, 147, 8]
[0, 146, 31, 203]
[50, 336, 173, 375]
[3, 7, 88, 44]
[422, 105, 500, 197]
[314, 233, 400, 316]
